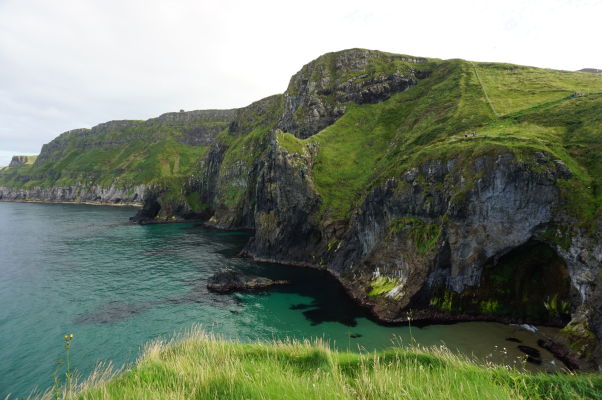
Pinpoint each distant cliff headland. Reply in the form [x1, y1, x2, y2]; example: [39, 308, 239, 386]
[2, 49, 601, 369]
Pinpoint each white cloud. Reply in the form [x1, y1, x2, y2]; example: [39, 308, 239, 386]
[0, 0, 600, 166]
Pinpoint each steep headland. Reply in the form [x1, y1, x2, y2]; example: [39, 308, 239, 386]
[2, 48, 601, 369]
[0, 109, 236, 207]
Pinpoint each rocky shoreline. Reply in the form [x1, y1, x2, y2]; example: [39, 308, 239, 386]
[0, 191, 591, 371]
[239, 249, 589, 371]
[3, 49, 600, 371]
[0, 198, 142, 207]
[0, 184, 146, 206]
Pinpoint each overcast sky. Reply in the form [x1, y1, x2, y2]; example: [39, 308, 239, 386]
[1, 0, 600, 166]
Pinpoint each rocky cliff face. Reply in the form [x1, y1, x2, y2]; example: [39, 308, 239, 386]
[238, 144, 602, 368]
[276, 49, 429, 138]
[0, 183, 145, 205]
[8, 156, 36, 167]
[7, 48, 601, 369]
[244, 133, 323, 262]
[328, 153, 597, 316]
[137, 49, 602, 368]
[0, 108, 236, 207]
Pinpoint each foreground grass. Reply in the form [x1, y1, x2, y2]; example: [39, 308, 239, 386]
[39, 329, 602, 400]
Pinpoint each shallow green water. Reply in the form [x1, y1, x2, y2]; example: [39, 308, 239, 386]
[0, 202, 563, 397]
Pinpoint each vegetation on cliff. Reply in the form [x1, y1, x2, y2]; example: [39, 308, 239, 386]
[3, 49, 600, 223]
[43, 330, 602, 400]
[0, 110, 235, 193]
[3, 48, 602, 365]
[275, 58, 602, 224]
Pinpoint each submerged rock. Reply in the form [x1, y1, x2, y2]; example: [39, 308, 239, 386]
[207, 269, 289, 293]
[517, 345, 541, 359]
[537, 338, 581, 371]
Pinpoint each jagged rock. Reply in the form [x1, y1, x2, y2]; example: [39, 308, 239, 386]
[537, 338, 581, 371]
[8, 156, 35, 167]
[244, 132, 322, 263]
[276, 49, 429, 138]
[206, 268, 289, 293]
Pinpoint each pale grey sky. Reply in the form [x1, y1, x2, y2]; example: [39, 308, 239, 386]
[1, 0, 600, 166]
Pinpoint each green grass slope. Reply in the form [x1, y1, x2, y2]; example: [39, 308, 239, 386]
[3, 49, 601, 225]
[0, 110, 236, 190]
[473, 63, 602, 116]
[50, 330, 602, 400]
[275, 57, 602, 226]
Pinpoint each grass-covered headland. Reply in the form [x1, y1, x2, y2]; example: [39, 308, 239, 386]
[37, 329, 602, 400]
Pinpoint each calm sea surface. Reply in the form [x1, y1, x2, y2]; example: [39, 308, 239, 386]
[0, 202, 564, 397]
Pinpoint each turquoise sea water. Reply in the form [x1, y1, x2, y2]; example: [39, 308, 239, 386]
[0, 202, 564, 397]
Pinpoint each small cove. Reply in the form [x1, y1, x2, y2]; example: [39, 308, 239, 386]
[0, 202, 565, 398]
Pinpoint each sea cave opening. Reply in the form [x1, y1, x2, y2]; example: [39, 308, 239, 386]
[473, 239, 573, 323]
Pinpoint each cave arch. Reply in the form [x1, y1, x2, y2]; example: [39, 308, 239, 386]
[474, 239, 573, 323]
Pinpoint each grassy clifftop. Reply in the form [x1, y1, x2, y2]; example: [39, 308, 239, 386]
[3, 49, 601, 224]
[274, 57, 602, 224]
[48, 330, 602, 400]
[0, 110, 236, 190]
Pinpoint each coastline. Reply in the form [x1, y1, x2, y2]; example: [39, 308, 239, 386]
[239, 248, 588, 371]
[0, 198, 142, 208]
[4, 202, 585, 371]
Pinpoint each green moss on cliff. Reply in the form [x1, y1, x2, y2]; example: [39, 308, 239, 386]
[540, 224, 573, 251]
[367, 276, 399, 297]
[185, 192, 208, 213]
[214, 127, 271, 209]
[430, 291, 456, 312]
[389, 217, 442, 256]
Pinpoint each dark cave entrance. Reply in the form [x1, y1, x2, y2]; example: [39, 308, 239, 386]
[470, 240, 572, 323]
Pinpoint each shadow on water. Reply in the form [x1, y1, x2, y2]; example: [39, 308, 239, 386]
[73, 301, 155, 325]
[239, 263, 369, 327]
[73, 284, 244, 325]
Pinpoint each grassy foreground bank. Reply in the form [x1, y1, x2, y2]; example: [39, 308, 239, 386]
[38, 329, 602, 400]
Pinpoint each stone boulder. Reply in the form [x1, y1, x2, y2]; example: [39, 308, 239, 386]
[207, 268, 289, 293]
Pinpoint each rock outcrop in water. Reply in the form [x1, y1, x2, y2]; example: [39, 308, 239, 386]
[3, 48, 602, 369]
[207, 269, 289, 293]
